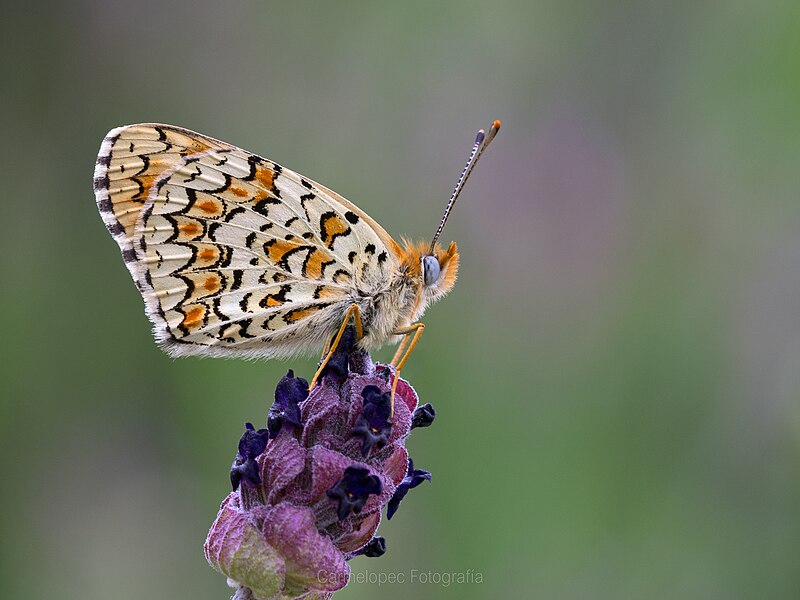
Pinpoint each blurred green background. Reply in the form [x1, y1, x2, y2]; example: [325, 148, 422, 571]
[2, 1, 799, 599]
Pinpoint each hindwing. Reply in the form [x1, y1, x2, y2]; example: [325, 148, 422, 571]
[95, 124, 400, 358]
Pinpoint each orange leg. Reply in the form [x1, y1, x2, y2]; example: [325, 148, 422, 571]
[391, 330, 411, 366]
[308, 303, 363, 391]
[389, 323, 425, 418]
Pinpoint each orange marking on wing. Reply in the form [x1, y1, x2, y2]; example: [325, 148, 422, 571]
[265, 239, 301, 264]
[198, 247, 218, 262]
[265, 296, 283, 307]
[285, 306, 320, 322]
[180, 222, 201, 236]
[305, 248, 334, 279]
[255, 167, 275, 189]
[230, 186, 249, 198]
[333, 271, 351, 284]
[132, 173, 161, 202]
[320, 213, 350, 248]
[203, 275, 220, 293]
[197, 199, 220, 214]
[317, 286, 339, 299]
[170, 131, 212, 155]
[181, 305, 205, 329]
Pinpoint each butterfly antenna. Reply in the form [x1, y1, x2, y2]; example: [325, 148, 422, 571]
[429, 119, 501, 254]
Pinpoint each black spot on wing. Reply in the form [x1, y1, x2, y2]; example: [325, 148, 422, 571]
[94, 174, 110, 192]
[106, 220, 125, 236]
[239, 292, 253, 312]
[277, 245, 315, 272]
[180, 188, 198, 215]
[204, 172, 232, 195]
[332, 269, 351, 284]
[231, 269, 244, 291]
[299, 193, 315, 221]
[238, 318, 256, 339]
[219, 247, 233, 268]
[212, 297, 228, 322]
[134, 154, 150, 177]
[97, 194, 113, 214]
[176, 274, 197, 305]
[225, 206, 246, 222]
[242, 155, 261, 181]
[253, 196, 281, 217]
[259, 284, 292, 309]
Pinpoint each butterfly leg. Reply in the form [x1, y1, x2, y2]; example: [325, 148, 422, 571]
[308, 303, 363, 391]
[390, 330, 411, 365]
[388, 323, 425, 418]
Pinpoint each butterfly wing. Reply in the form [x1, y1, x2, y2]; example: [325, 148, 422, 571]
[95, 124, 401, 359]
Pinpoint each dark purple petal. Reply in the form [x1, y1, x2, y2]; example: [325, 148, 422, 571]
[386, 458, 431, 520]
[230, 422, 270, 490]
[327, 465, 383, 521]
[230, 457, 261, 491]
[268, 370, 308, 436]
[351, 385, 393, 457]
[359, 536, 387, 558]
[411, 403, 436, 429]
[320, 324, 357, 378]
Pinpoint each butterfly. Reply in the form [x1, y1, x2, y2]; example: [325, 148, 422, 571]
[94, 120, 500, 412]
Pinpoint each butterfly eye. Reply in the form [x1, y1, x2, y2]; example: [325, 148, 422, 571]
[422, 255, 440, 287]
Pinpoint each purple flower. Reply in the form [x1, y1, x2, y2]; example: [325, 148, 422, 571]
[230, 422, 270, 491]
[205, 333, 433, 600]
[267, 370, 308, 437]
[354, 536, 386, 558]
[351, 386, 393, 457]
[326, 465, 383, 520]
[411, 403, 436, 429]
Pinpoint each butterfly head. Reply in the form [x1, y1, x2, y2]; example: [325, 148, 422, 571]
[400, 239, 459, 301]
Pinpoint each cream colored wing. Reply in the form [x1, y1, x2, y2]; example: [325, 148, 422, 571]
[94, 124, 400, 359]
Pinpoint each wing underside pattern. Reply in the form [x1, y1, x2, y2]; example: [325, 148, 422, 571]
[94, 124, 399, 358]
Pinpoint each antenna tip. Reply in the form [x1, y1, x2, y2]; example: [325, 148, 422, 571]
[475, 129, 486, 144]
[492, 119, 502, 131]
